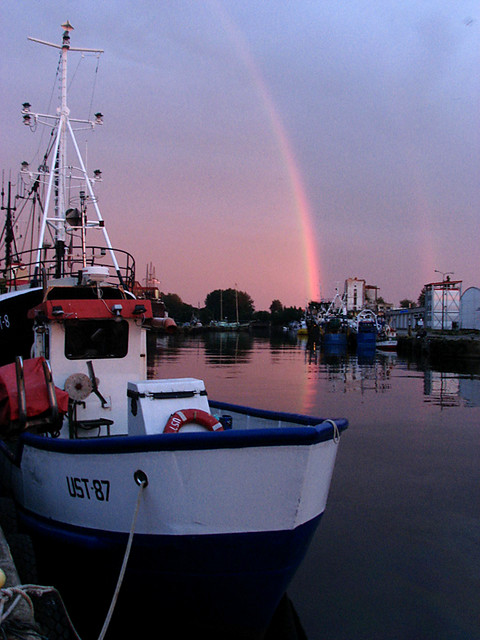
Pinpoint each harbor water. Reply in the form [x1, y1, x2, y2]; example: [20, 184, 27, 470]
[148, 330, 480, 640]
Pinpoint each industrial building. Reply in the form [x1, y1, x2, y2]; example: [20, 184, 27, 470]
[424, 278, 462, 330]
[386, 279, 480, 332]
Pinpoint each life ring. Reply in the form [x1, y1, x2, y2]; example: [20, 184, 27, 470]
[163, 409, 224, 434]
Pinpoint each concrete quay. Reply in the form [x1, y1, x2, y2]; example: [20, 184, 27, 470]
[397, 330, 480, 360]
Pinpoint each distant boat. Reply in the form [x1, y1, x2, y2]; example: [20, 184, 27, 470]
[355, 309, 378, 349]
[282, 319, 307, 335]
[297, 319, 308, 335]
[182, 316, 204, 333]
[322, 315, 348, 348]
[210, 320, 247, 331]
[133, 263, 177, 334]
[0, 24, 348, 637]
[376, 325, 398, 352]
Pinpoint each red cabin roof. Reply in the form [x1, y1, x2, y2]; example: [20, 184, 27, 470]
[27, 298, 153, 321]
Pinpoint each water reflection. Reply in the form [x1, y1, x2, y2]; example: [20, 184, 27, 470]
[421, 369, 480, 408]
[403, 352, 480, 408]
[423, 370, 460, 408]
[146, 330, 480, 640]
[147, 330, 480, 412]
[326, 356, 394, 395]
[148, 329, 255, 369]
[203, 330, 254, 365]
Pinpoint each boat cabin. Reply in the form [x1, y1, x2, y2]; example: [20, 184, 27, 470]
[26, 271, 153, 438]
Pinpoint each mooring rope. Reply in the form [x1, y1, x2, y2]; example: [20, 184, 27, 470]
[0, 585, 34, 624]
[323, 419, 340, 443]
[96, 473, 148, 640]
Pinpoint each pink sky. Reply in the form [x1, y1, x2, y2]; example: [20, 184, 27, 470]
[1, 2, 479, 311]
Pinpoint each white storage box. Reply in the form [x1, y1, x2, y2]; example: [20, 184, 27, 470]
[127, 378, 210, 435]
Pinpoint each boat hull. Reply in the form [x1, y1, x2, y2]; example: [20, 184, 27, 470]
[0, 288, 43, 366]
[322, 332, 347, 347]
[356, 332, 376, 348]
[20, 507, 321, 637]
[0, 407, 345, 636]
[376, 340, 398, 353]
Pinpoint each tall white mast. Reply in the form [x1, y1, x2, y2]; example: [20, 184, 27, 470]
[57, 22, 72, 248]
[27, 23, 126, 286]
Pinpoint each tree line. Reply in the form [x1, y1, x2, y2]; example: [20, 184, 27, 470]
[161, 288, 304, 326]
[160, 287, 427, 325]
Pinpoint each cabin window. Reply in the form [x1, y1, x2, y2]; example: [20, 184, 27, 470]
[64, 320, 128, 359]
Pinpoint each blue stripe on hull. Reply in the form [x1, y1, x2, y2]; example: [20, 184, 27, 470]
[18, 507, 322, 638]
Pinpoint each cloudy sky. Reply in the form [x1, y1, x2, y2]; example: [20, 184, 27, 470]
[1, 1, 478, 310]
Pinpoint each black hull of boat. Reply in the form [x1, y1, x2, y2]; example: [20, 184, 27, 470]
[0, 288, 43, 366]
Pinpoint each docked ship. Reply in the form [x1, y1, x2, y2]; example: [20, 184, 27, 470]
[0, 23, 348, 638]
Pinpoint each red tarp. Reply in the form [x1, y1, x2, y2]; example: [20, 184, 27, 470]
[0, 357, 69, 427]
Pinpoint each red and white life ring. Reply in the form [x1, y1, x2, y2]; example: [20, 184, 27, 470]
[163, 409, 224, 434]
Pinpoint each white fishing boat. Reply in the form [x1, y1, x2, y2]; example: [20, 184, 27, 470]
[376, 325, 398, 353]
[0, 24, 347, 638]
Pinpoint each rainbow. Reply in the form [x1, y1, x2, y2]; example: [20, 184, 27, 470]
[262, 96, 323, 304]
[209, 2, 322, 303]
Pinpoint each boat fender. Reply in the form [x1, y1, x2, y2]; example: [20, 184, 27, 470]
[163, 409, 224, 434]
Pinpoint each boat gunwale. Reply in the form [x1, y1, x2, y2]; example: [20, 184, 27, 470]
[8, 406, 347, 457]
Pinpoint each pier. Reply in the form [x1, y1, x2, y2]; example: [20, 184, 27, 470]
[397, 330, 480, 360]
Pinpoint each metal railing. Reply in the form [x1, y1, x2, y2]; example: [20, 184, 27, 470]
[0, 245, 136, 293]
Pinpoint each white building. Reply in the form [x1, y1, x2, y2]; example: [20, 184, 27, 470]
[460, 287, 480, 330]
[344, 278, 366, 312]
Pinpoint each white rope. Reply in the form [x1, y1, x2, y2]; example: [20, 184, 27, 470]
[96, 477, 147, 640]
[323, 419, 340, 444]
